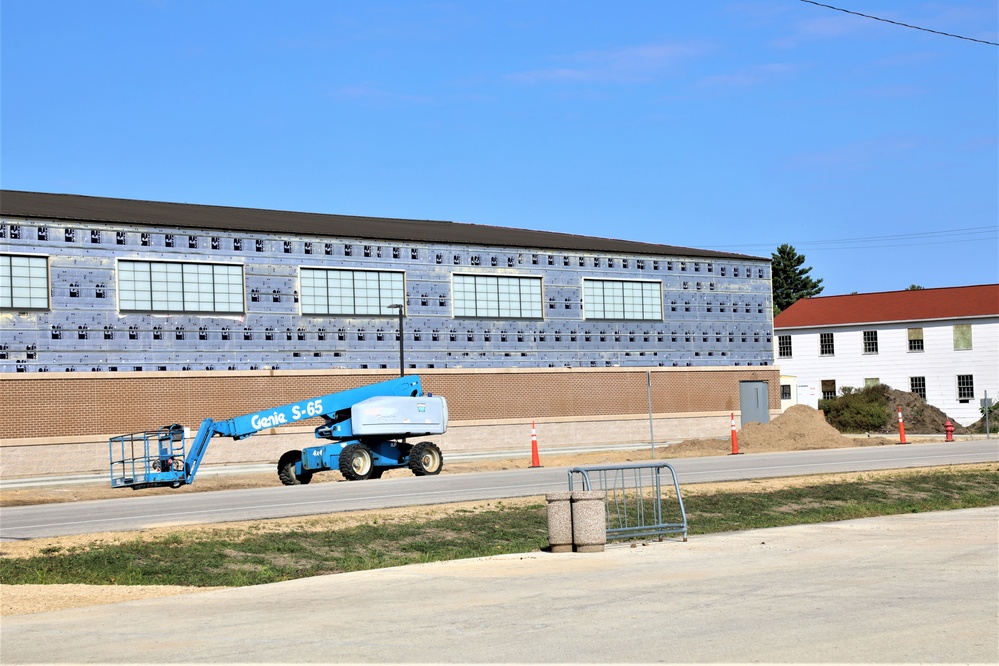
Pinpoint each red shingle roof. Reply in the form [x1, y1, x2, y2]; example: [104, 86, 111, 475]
[774, 284, 999, 329]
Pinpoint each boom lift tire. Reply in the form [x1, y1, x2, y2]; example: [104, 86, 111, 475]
[277, 450, 313, 486]
[340, 443, 375, 481]
[408, 441, 443, 476]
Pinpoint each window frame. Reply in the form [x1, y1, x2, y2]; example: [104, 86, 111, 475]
[300, 267, 405, 316]
[957, 374, 974, 401]
[0, 253, 49, 310]
[582, 278, 663, 321]
[819, 332, 835, 356]
[953, 324, 973, 351]
[909, 376, 926, 400]
[451, 273, 543, 319]
[117, 259, 245, 314]
[907, 327, 924, 352]
[862, 330, 879, 354]
[777, 334, 792, 358]
[821, 379, 836, 400]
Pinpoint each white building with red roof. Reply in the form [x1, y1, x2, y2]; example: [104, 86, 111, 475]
[773, 284, 998, 426]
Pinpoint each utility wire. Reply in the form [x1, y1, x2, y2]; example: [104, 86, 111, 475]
[701, 226, 998, 251]
[800, 0, 999, 46]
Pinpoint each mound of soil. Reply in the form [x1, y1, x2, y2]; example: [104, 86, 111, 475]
[673, 404, 897, 454]
[881, 388, 969, 435]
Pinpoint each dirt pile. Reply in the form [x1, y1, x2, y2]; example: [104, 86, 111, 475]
[881, 388, 968, 435]
[741, 405, 896, 450]
[673, 404, 897, 454]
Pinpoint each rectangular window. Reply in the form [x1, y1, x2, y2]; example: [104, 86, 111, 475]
[907, 328, 924, 352]
[453, 274, 542, 318]
[953, 324, 972, 351]
[0, 254, 48, 309]
[777, 334, 792, 358]
[821, 379, 836, 400]
[864, 378, 879, 387]
[301, 268, 404, 315]
[118, 260, 244, 313]
[780, 384, 792, 400]
[957, 375, 974, 401]
[819, 332, 835, 356]
[910, 376, 926, 400]
[583, 279, 662, 320]
[863, 330, 878, 354]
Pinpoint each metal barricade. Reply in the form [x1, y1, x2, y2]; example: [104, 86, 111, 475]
[568, 462, 688, 542]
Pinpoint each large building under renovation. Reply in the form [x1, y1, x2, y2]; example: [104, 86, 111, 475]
[1, 190, 774, 373]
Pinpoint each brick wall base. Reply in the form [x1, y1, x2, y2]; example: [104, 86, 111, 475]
[1, 366, 778, 479]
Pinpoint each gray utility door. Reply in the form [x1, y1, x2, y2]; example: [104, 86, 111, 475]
[739, 381, 770, 428]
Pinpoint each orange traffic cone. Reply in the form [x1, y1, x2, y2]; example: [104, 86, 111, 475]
[897, 406, 907, 444]
[730, 413, 742, 455]
[530, 421, 542, 468]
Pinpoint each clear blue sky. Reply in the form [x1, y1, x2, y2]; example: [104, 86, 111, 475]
[2, 1, 996, 295]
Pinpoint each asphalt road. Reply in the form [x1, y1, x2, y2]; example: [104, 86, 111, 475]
[1, 440, 996, 541]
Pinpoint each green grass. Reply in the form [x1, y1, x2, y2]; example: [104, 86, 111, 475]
[2, 468, 995, 587]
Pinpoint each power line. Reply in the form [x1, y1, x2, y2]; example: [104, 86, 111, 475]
[799, 0, 999, 46]
[700, 226, 998, 251]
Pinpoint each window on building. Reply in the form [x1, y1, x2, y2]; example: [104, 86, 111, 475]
[453, 274, 542, 318]
[777, 334, 792, 358]
[953, 324, 972, 351]
[863, 330, 878, 354]
[819, 332, 835, 356]
[300, 268, 404, 316]
[780, 384, 792, 401]
[0, 254, 49, 309]
[583, 279, 662, 320]
[957, 375, 974, 402]
[821, 379, 836, 400]
[118, 260, 244, 313]
[864, 378, 879, 387]
[910, 376, 926, 400]
[907, 328, 924, 352]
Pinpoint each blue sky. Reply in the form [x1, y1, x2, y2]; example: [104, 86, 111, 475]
[2, 0, 996, 295]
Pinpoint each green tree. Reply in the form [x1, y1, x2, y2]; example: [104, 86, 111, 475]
[906, 284, 924, 290]
[772, 244, 824, 314]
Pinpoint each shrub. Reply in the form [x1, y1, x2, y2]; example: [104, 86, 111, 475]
[822, 384, 893, 433]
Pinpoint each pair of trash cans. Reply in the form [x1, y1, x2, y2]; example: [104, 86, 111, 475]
[546, 490, 606, 553]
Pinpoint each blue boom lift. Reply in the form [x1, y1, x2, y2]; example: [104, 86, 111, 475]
[109, 375, 447, 489]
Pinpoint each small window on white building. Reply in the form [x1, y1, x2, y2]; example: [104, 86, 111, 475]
[864, 378, 879, 388]
[777, 334, 792, 358]
[821, 379, 836, 400]
[907, 328, 924, 352]
[780, 384, 792, 401]
[910, 376, 926, 400]
[957, 375, 974, 402]
[953, 324, 972, 351]
[862, 330, 878, 354]
[819, 332, 835, 356]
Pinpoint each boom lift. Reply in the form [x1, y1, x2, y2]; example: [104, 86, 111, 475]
[109, 375, 447, 489]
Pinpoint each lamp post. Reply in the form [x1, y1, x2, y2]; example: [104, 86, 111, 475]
[387, 304, 404, 376]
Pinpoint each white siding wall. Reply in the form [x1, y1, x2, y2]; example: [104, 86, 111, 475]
[775, 317, 998, 426]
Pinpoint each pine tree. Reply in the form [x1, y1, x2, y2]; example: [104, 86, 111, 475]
[772, 244, 824, 314]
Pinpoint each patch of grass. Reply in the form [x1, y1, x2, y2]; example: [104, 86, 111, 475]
[2, 469, 995, 587]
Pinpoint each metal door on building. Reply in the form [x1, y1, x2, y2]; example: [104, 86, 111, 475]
[739, 381, 770, 428]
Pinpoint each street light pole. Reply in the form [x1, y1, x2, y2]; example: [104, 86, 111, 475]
[388, 304, 404, 376]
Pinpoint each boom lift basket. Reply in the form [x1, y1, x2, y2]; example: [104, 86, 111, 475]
[109, 424, 187, 489]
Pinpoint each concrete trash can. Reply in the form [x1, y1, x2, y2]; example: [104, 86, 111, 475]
[545, 492, 573, 553]
[570, 490, 606, 553]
